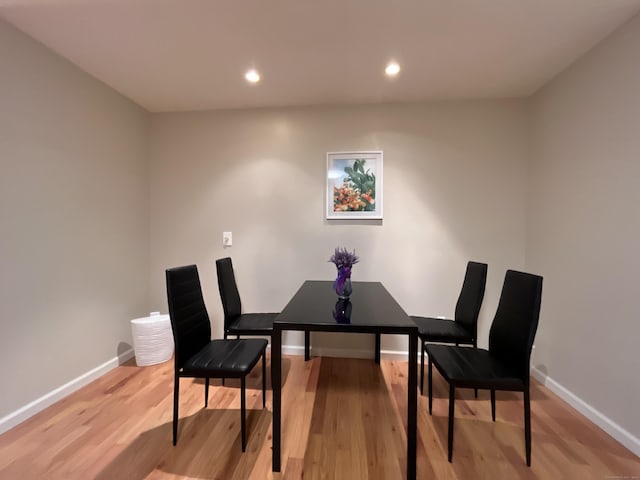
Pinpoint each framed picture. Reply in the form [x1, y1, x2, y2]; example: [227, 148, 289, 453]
[326, 151, 383, 220]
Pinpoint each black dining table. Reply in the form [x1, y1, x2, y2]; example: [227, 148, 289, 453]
[271, 280, 419, 479]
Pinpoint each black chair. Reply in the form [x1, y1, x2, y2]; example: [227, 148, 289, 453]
[166, 264, 267, 451]
[426, 269, 543, 466]
[411, 261, 487, 394]
[216, 257, 311, 359]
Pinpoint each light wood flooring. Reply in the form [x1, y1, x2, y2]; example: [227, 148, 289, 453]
[0, 355, 638, 479]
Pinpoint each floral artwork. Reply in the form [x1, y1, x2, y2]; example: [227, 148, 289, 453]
[326, 151, 383, 219]
[333, 159, 376, 212]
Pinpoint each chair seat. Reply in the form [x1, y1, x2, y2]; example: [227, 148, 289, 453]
[182, 339, 268, 377]
[426, 344, 524, 390]
[228, 313, 276, 334]
[411, 316, 474, 344]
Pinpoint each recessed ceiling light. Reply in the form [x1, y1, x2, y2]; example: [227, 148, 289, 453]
[245, 69, 260, 84]
[385, 61, 401, 77]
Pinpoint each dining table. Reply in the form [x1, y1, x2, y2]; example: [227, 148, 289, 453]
[271, 280, 419, 479]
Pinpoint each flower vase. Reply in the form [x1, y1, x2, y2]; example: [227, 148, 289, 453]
[334, 267, 353, 299]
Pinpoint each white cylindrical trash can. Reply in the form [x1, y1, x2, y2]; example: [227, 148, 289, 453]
[130, 313, 174, 366]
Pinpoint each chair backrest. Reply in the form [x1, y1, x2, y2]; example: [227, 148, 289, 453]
[454, 261, 488, 338]
[488, 270, 543, 383]
[215, 257, 242, 328]
[166, 265, 212, 370]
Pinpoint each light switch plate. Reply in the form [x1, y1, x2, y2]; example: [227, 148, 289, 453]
[223, 231, 232, 247]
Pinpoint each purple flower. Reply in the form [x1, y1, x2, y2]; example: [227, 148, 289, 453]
[329, 247, 359, 270]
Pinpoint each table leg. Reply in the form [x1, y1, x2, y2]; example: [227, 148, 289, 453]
[272, 327, 282, 472]
[305, 330, 310, 361]
[375, 333, 381, 364]
[407, 332, 417, 480]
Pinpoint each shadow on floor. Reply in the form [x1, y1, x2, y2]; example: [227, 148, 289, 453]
[95, 407, 271, 480]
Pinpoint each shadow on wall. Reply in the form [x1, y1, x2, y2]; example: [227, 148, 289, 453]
[325, 219, 383, 227]
[117, 341, 134, 364]
[532, 364, 548, 380]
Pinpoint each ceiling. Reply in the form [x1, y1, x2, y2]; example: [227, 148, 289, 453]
[2, 0, 640, 113]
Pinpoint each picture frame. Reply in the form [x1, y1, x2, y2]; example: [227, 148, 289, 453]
[326, 151, 383, 220]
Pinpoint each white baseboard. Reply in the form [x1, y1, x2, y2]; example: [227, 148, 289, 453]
[281, 344, 411, 361]
[531, 366, 639, 457]
[0, 348, 134, 435]
[288, 345, 373, 359]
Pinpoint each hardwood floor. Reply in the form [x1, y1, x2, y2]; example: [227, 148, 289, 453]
[0, 355, 638, 479]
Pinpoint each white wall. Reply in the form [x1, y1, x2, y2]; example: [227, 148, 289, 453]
[528, 14, 640, 440]
[149, 101, 528, 354]
[0, 20, 150, 420]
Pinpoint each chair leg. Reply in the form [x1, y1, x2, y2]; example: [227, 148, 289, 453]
[222, 332, 227, 386]
[428, 355, 433, 415]
[305, 331, 310, 361]
[262, 350, 266, 409]
[448, 384, 455, 462]
[205, 377, 210, 407]
[241, 376, 247, 452]
[474, 340, 478, 398]
[420, 342, 425, 395]
[491, 389, 496, 422]
[172, 375, 179, 446]
[524, 387, 531, 466]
